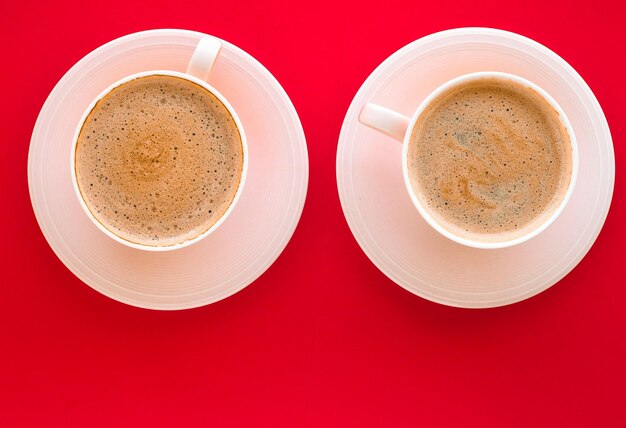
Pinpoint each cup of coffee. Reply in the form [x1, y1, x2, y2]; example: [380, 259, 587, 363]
[359, 72, 578, 249]
[70, 37, 248, 251]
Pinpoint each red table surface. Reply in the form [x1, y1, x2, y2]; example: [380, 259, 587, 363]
[1, 0, 625, 426]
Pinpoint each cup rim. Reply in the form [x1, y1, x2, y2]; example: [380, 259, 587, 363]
[400, 71, 579, 250]
[69, 70, 249, 252]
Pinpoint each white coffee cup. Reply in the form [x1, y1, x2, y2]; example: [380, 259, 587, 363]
[70, 37, 248, 251]
[359, 72, 578, 249]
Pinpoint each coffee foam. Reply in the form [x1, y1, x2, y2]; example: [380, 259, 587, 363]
[75, 75, 244, 247]
[407, 77, 572, 242]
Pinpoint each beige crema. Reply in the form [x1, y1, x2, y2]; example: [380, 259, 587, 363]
[75, 75, 244, 247]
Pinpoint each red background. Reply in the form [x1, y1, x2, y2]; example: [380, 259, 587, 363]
[1, 0, 624, 426]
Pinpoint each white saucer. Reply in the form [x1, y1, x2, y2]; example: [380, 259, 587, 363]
[336, 28, 614, 308]
[28, 29, 308, 310]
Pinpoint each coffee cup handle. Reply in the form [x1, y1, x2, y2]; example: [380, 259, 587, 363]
[359, 103, 411, 142]
[186, 37, 222, 82]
